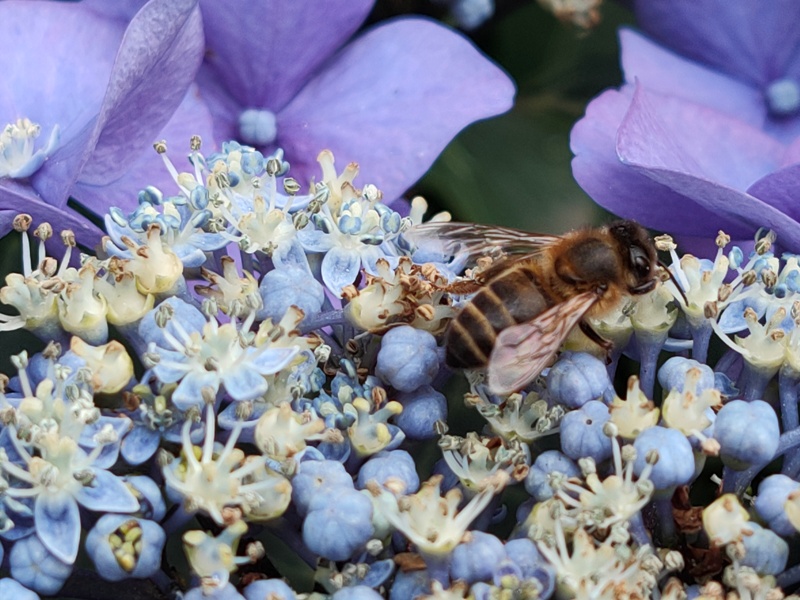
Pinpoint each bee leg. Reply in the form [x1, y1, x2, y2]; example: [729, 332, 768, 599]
[579, 321, 613, 363]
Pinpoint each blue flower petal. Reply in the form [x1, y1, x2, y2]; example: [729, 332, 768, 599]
[35, 492, 81, 564]
[74, 468, 140, 513]
[121, 425, 162, 465]
[221, 365, 268, 401]
[172, 370, 220, 410]
[321, 246, 362, 296]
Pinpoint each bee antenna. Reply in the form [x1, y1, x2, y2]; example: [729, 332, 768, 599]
[658, 260, 689, 305]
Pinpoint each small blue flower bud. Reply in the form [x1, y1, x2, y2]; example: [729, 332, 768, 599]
[450, 531, 505, 584]
[257, 265, 325, 323]
[357, 450, 420, 494]
[658, 357, 715, 394]
[244, 579, 296, 600]
[525, 450, 580, 501]
[10, 535, 72, 595]
[547, 352, 613, 408]
[302, 489, 373, 561]
[633, 426, 694, 492]
[86, 515, 166, 582]
[389, 569, 429, 600]
[559, 400, 612, 462]
[766, 77, 800, 117]
[394, 385, 447, 440]
[714, 400, 779, 470]
[124, 475, 167, 522]
[740, 522, 789, 575]
[0, 578, 39, 600]
[504, 538, 554, 597]
[754, 474, 800, 536]
[292, 459, 354, 517]
[332, 586, 384, 600]
[375, 326, 440, 392]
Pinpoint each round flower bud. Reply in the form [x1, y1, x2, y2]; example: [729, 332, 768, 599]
[658, 357, 715, 394]
[714, 400, 779, 470]
[357, 450, 420, 494]
[184, 582, 245, 600]
[740, 522, 789, 575]
[389, 569, 429, 600]
[10, 534, 72, 595]
[0, 578, 39, 600]
[394, 385, 447, 440]
[86, 515, 166, 582]
[292, 459, 354, 517]
[503, 537, 554, 598]
[257, 265, 325, 323]
[633, 426, 694, 492]
[332, 586, 384, 600]
[244, 579, 297, 600]
[754, 474, 800, 536]
[525, 450, 580, 501]
[375, 326, 439, 392]
[138, 297, 205, 348]
[302, 489, 374, 561]
[559, 400, 612, 462]
[450, 531, 505, 584]
[547, 352, 613, 408]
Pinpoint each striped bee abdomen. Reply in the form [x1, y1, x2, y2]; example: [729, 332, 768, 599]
[445, 264, 550, 369]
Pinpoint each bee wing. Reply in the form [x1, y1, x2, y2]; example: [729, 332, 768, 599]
[487, 291, 599, 395]
[406, 222, 560, 263]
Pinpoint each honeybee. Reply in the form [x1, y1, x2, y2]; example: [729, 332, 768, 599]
[408, 220, 659, 395]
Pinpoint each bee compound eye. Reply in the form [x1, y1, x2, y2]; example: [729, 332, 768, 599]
[630, 246, 652, 276]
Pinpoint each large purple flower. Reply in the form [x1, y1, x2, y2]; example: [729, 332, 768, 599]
[571, 1, 800, 252]
[0, 0, 211, 249]
[197, 0, 515, 201]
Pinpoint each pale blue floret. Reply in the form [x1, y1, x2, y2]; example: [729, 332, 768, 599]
[356, 449, 420, 494]
[740, 522, 789, 576]
[657, 356, 716, 393]
[754, 474, 800, 536]
[559, 400, 612, 462]
[0, 578, 39, 600]
[546, 352, 614, 408]
[243, 579, 296, 600]
[331, 586, 384, 600]
[524, 450, 580, 501]
[765, 77, 800, 117]
[393, 385, 447, 440]
[450, 531, 505, 584]
[85, 515, 166, 581]
[9, 534, 72, 595]
[301, 487, 373, 561]
[291, 459, 354, 517]
[375, 326, 440, 392]
[632, 426, 694, 493]
[238, 109, 278, 146]
[257, 265, 325, 324]
[714, 400, 780, 471]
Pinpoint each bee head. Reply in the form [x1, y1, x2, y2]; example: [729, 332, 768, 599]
[608, 220, 658, 295]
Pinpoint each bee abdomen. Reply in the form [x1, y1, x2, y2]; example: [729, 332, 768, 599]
[445, 266, 549, 369]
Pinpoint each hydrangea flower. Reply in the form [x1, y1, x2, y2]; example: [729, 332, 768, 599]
[571, 2, 800, 252]
[0, 0, 211, 248]
[197, 0, 515, 200]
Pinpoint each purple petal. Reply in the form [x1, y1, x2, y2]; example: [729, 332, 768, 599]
[198, 0, 374, 114]
[633, 0, 800, 87]
[747, 164, 800, 224]
[617, 84, 782, 192]
[35, 492, 80, 564]
[78, 0, 205, 186]
[616, 85, 800, 249]
[570, 88, 748, 238]
[620, 29, 765, 128]
[0, 181, 104, 248]
[70, 84, 215, 217]
[278, 17, 515, 200]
